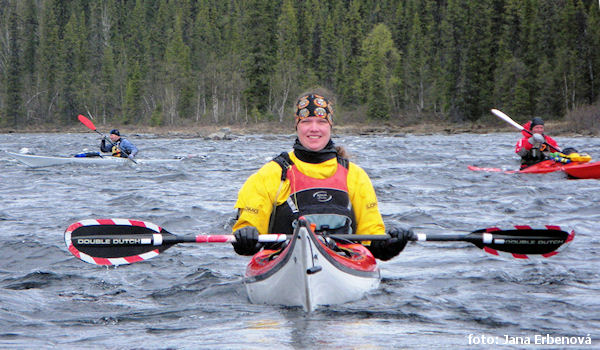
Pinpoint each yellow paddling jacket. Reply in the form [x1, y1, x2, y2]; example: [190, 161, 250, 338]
[233, 151, 385, 237]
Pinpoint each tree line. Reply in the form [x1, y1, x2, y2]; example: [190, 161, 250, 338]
[1, 0, 599, 129]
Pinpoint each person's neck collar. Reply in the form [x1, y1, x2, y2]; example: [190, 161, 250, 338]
[292, 138, 337, 164]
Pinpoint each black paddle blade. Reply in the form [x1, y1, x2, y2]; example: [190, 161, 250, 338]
[64, 219, 174, 265]
[467, 225, 574, 258]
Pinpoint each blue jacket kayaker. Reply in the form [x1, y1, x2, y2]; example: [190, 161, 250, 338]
[100, 129, 138, 158]
[231, 91, 412, 261]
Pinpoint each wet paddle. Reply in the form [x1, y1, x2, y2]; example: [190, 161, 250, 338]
[491, 108, 561, 153]
[64, 219, 574, 266]
[77, 114, 137, 164]
[412, 225, 574, 258]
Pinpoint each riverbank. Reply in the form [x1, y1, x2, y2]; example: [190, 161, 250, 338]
[0, 119, 588, 137]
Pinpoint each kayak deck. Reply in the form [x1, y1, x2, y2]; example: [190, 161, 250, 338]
[562, 161, 600, 179]
[6, 152, 184, 168]
[468, 160, 600, 179]
[244, 221, 380, 312]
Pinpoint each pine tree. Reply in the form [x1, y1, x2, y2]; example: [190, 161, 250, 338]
[123, 63, 143, 124]
[59, 10, 85, 124]
[339, 0, 367, 102]
[357, 24, 400, 120]
[121, 0, 149, 123]
[22, 0, 38, 82]
[241, 0, 277, 116]
[4, 2, 22, 126]
[38, 0, 62, 123]
[586, 1, 600, 103]
[439, 0, 465, 121]
[164, 12, 193, 124]
[535, 57, 562, 117]
[461, 0, 495, 121]
[404, 0, 427, 113]
[274, 0, 301, 122]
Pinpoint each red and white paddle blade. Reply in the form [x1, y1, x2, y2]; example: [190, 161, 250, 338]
[64, 218, 167, 266]
[477, 225, 574, 259]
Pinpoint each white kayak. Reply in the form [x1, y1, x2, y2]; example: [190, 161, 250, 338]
[6, 152, 184, 168]
[244, 220, 381, 312]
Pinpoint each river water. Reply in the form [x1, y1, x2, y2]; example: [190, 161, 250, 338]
[0, 131, 598, 349]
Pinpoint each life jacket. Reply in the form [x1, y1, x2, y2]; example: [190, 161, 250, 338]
[520, 147, 546, 167]
[269, 152, 356, 236]
[111, 141, 123, 157]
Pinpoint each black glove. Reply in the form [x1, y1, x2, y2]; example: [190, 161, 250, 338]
[232, 226, 262, 256]
[368, 226, 413, 261]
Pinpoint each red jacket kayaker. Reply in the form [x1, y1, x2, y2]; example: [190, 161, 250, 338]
[515, 117, 560, 168]
[231, 91, 412, 261]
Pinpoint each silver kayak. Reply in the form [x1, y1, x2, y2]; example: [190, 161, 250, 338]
[6, 152, 184, 168]
[244, 220, 381, 312]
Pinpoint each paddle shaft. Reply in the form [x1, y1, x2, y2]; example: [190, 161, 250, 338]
[491, 109, 560, 152]
[413, 233, 565, 244]
[71, 233, 391, 246]
[77, 114, 137, 164]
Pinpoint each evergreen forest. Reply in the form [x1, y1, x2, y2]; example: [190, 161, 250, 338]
[1, 0, 600, 129]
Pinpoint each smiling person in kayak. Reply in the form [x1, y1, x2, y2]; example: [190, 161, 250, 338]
[100, 129, 139, 159]
[515, 117, 560, 168]
[231, 90, 412, 260]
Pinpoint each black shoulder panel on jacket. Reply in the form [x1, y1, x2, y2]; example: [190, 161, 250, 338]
[272, 152, 293, 181]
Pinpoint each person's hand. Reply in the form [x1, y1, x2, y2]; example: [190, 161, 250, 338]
[367, 226, 413, 261]
[528, 133, 545, 147]
[232, 226, 262, 256]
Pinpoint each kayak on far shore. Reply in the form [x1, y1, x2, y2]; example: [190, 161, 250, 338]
[468, 159, 600, 179]
[5, 151, 186, 168]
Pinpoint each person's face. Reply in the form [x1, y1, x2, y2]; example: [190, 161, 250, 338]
[296, 117, 331, 151]
[531, 125, 544, 134]
[109, 134, 120, 142]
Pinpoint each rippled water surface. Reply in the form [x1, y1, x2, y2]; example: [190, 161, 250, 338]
[1, 131, 599, 349]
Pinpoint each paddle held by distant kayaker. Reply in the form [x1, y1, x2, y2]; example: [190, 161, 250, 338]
[231, 90, 412, 260]
[100, 129, 139, 158]
[515, 117, 560, 168]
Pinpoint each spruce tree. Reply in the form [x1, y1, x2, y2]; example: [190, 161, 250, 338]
[4, 2, 22, 126]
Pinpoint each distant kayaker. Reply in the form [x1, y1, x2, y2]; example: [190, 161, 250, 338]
[231, 90, 412, 261]
[100, 129, 139, 158]
[515, 117, 560, 168]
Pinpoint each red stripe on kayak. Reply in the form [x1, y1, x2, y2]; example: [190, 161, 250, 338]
[545, 225, 561, 231]
[246, 247, 291, 277]
[325, 243, 378, 272]
[96, 219, 115, 225]
[483, 247, 499, 255]
[486, 227, 501, 232]
[542, 251, 558, 258]
[511, 253, 529, 259]
[514, 225, 532, 230]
